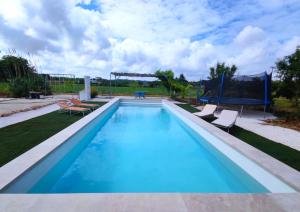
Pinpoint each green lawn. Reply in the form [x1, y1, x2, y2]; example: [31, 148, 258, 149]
[176, 103, 300, 171]
[49, 83, 170, 96]
[0, 82, 9, 95]
[0, 82, 201, 97]
[0, 101, 106, 166]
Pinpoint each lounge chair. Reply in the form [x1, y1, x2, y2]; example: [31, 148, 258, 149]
[211, 110, 238, 132]
[70, 98, 98, 110]
[193, 104, 217, 117]
[58, 102, 90, 116]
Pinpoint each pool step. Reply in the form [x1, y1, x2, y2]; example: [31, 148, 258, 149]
[120, 98, 162, 106]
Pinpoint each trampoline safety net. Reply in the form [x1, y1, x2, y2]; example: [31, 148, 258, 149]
[198, 72, 272, 106]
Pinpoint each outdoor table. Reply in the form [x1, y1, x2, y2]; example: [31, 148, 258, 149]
[29, 91, 42, 99]
[134, 91, 145, 99]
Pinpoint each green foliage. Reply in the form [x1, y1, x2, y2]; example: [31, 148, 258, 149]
[9, 78, 30, 97]
[0, 55, 37, 81]
[91, 87, 98, 98]
[0, 54, 51, 97]
[8, 76, 52, 97]
[0, 82, 9, 95]
[155, 69, 174, 93]
[178, 73, 188, 85]
[155, 69, 193, 99]
[276, 46, 300, 107]
[180, 84, 193, 99]
[209, 62, 237, 79]
[129, 81, 139, 88]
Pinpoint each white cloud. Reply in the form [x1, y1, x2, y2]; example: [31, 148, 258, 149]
[99, 0, 221, 42]
[0, 0, 300, 80]
[277, 36, 300, 58]
[234, 26, 266, 47]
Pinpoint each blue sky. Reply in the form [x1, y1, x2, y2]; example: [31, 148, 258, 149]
[0, 0, 300, 79]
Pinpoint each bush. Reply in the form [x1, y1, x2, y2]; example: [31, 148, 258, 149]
[32, 76, 52, 95]
[9, 78, 30, 97]
[8, 76, 52, 97]
[91, 87, 98, 98]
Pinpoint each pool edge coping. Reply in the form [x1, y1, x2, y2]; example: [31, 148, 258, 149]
[163, 100, 300, 192]
[0, 98, 300, 211]
[0, 97, 120, 190]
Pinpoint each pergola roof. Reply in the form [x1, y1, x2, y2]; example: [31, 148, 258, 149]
[110, 72, 157, 78]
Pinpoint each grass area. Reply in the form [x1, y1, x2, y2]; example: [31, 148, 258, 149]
[176, 103, 300, 171]
[49, 83, 198, 97]
[0, 82, 200, 97]
[274, 97, 300, 113]
[96, 86, 169, 96]
[176, 103, 200, 113]
[49, 83, 170, 96]
[0, 101, 106, 167]
[0, 82, 9, 95]
[0, 82, 169, 96]
[270, 97, 300, 131]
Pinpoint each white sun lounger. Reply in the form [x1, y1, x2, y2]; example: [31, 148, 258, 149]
[212, 110, 239, 132]
[193, 104, 217, 117]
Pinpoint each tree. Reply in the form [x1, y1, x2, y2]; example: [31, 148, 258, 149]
[276, 46, 300, 106]
[209, 62, 237, 79]
[178, 73, 188, 85]
[155, 69, 192, 98]
[155, 69, 174, 93]
[0, 55, 37, 81]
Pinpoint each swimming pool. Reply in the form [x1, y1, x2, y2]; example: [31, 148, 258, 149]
[0, 99, 295, 193]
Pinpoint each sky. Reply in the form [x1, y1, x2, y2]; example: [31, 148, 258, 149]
[0, 0, 300, 80]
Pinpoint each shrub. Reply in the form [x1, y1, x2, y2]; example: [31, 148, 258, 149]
[91, 87, 98, 98]
[9, 78, 30, 97]
[32, 76, 52, 95]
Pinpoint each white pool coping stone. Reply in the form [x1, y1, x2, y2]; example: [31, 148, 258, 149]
[0, 97, 120, 190]
[163, 100, 299, 193]
[1, 98, 300, 211]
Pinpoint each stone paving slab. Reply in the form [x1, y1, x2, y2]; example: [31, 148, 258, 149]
[0, 95, 76, 117]
[236, 117, 300, 151]
[0, 193, 299, 212]
[0, 104, 59, 128]
[1, 99, 299, 211]
[195, 106, 300, 151]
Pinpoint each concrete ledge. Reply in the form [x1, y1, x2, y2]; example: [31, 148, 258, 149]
[0, 193, 299, 212]
[164, 100, 300, 191]
[1, 99, 300, 211]
[0, 98, 119, 190]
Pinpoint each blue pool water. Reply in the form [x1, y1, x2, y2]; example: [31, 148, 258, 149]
[3, 103, 268, 193]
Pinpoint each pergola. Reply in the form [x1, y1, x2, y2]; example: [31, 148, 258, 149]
[109, 72, 158, 96]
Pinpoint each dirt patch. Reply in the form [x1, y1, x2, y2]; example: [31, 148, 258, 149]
[264, 119, 300, 132]
[0, 102, 57, 117]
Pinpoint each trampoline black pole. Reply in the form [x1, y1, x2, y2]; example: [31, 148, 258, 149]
[217, 72, 225, 111]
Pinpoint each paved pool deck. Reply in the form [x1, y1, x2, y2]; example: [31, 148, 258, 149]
[0, 98, 300, 211]
[1, 193, 300, 212]
[195, 106, 300, 152]
[0, 104, 59, 128]
[236, 115, 300, 152]
[0, 95, 76, 117]
[0, 95, 112, 128]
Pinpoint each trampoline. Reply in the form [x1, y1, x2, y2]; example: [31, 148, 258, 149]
[198, 72, 272, 114]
